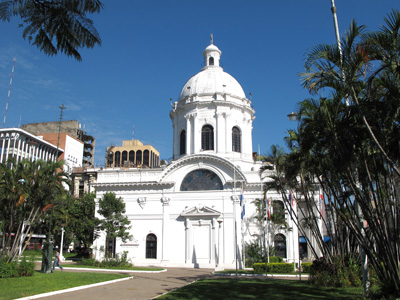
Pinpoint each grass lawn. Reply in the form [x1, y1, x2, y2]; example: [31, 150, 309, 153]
[215, 269, 308, 275]
[157, 278, 364, 300]
[21, 249, 78, 261]
[0, 271, 130, 300]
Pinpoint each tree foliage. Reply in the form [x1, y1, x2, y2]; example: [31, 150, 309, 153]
[0, 158, 69, 263]
[276, 10, 400, 297]
[97, 192, 131, 257]
[67, 192, 98, 249]
[50, 192, 98, 252]
[0, 0, 103, 61]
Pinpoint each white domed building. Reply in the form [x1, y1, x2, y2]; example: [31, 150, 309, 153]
[92, 41, 322, 269]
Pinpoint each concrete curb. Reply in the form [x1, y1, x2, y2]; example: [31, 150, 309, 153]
[15, 276, 134, 300]
[62, 267, 167, 273]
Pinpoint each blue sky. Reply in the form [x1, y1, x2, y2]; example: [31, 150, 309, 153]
[0, 0, 399, 165]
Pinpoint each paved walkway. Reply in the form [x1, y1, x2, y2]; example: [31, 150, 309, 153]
[25, 267, 214, 300]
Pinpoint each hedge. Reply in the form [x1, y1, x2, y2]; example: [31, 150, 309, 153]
[253, 262, 295, 274]
[0, 258, 35, 278]
[269, 256, 284, 263]
[301, 262, 312, 273]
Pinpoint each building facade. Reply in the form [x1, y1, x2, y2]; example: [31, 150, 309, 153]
[37, 132, 84, 173]
[92, 42, 324, 269]
[106, 140, 160, 168]
[21, 120, 95, 166]
[0, 128, 61, 163]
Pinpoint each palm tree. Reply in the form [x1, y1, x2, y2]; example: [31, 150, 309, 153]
[0, 158, 70, 268]
[0, 0, 103, 61]
[301, 18, 400, 179]
[295, 11, 400, 295]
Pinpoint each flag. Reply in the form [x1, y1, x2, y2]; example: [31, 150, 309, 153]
[320, 193, 324, 219]
[240, 186, 245, 220]
[288, 190, 295, 219]
[289, 190, 294, 206]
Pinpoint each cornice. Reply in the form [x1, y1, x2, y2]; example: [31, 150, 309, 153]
[92, 181, 175, 188]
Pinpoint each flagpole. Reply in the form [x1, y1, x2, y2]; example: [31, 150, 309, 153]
[266, 192, 269, 264]
[233, 157, 238, 276]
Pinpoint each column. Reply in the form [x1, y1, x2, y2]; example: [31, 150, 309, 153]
[185, 114, 191, 155]
[0, 138, 5, 163]
[224, 113, 231, 155]
[6, 137, 10, 161]
[185, 218, 190, 263]
[11, 135, 17, 158]
[215, 112, 222, 154]
[192, 113, 198, 153]
[231, 195, 241, 268]
[172, 122, 177, 159]
[17, 139, 22, 162]
[16, 138, 22, 162]
[161, 197, 170, 261]
[211, 217, 216, 266]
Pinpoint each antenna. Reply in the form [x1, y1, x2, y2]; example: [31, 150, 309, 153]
[3, 57, 16, 128]
[132, 124, 135, 140]
[56, 104, 66, 157]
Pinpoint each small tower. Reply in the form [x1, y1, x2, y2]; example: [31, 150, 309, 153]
[202, 36, 221, 68]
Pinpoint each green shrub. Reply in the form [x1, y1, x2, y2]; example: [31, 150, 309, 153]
[244, 241, 264, 268]
[269, 263, 295, 273]
[80, 258, 101, 267]
[80, 254, 133, 269]
[269, 256, 283, 263]
[253, 263, 266, 274]
[301, 262, 312, 273]
[0, 260, 18, 278]
[309, 257, 362, 288]
[17, 258, 35, 277]
[253, 262, 295, 274]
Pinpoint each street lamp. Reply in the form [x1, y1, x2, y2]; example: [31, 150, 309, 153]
[287, 112, 298, 121]
[60, 224, 66, 261]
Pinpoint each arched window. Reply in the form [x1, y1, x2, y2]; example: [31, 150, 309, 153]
[114, 151, 121, 167]
[209, 57, 214, 66]
[274, 234, 287, 258]
[232, 126, 241, 152]
[122, 151, 128, 166]
[180, 130, 186, 155]
[136, 150, 142, 165]
[129, 150, 135, 166]
[107, 152, 113, 167]
[180, 169, 223, 191]
[201, 125, 214, 151]
[143, 150, 149, 167]
[146, 234, 157, 259]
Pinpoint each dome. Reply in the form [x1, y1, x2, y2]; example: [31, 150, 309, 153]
[179, 68, 246, 100]
[178, 43, 246, 101]
[203, 44, 221, 53]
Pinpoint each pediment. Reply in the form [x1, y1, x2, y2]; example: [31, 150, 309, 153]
[180, 205, 221, 218]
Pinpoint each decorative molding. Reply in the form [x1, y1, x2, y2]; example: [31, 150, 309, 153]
[161, 197, 170, 206]
[231, 195, 240, 204]
[160, 153, 246, 182]
[137, 197, 147, 209]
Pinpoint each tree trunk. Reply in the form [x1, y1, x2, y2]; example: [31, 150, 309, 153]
[40, 242, 53, 273]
